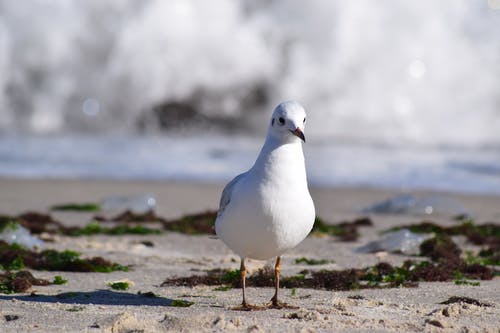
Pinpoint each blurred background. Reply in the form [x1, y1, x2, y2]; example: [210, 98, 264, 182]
[0, 0, 499, 193]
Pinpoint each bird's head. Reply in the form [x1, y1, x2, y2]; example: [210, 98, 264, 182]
[268, 101, 307, 143]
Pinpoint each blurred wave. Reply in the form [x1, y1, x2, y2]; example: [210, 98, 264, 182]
[1, 0, 500, 146]
[1, 135, 499, 194]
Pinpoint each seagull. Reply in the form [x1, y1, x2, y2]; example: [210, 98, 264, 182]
[215, 101, 315, 309]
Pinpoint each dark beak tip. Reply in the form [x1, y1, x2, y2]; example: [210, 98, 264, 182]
[298, 131, 306, 143]
[291, 128, 306, 143]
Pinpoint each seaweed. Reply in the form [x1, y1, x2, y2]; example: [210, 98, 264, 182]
[0, 217, 20, 233]
[440, 296, 492, 307]
[311, 217, 372, 241]
[476, 248, 500, 266]
[213, 286, 232, 291]
[0, 241, 128, 272]
[163, 211, 217, 235]
[170, 299, 194, 307]
[163, 266, 350, 290]
[221, 269, 240, 283]
[97, 210, 218, 235]
[5, 210, 360, 240]
[65, 221, 161, 236]
[425, 320, 444, 328]
[162, 266, 359, 290]
[361, 262, 416, 288]
[66, 306, 85, 312]
[294, 257, 333, 265]
[4, 315, 19, 321]
[453, 271, 480, 286]
[138, 291, 157, 297]
[108, 281, 131, 290]
[51, 203, 100, 212]
[161, 268, 231, 287]
[161, 254, 494, 292]
[95, 210, 167, 223]
[1, 256, 25, 270]
[388, 219, 500, 247]
[389, 219, 500, 267]
[53, 275, 68, 285]
[419, 234, 461, 262]
[2, 211, 162, 237]
[2, 212, 64, 234]
[0, 271, 51, 294]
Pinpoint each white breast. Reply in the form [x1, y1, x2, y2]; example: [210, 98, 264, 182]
[215, 142, 315, 260]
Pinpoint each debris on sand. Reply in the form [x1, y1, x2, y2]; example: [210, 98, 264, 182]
[65, 221, 161, 236]
[0, 218, 44, 249]
[0, 240, 128, 272]
[311, 217, 373, 241]
[10, 212, 64, 235]
[440, 296, 492, 307]
[294, 257, 334, 265]
[51, 203, 100, 212]
[1, 212, 161, 237]
[97, 210, 167, 224]
[356, 229, 432, 255]
[162, 229, 495, 291]
[0, 271, 51, 294]
[163, 211, 217, 235]
[108, 279, 134, 291]
[388, 219, 500, 266]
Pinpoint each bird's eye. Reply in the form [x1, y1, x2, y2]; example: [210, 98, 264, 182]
[303, 117, 306, 123]
[278, 117, 285, 125]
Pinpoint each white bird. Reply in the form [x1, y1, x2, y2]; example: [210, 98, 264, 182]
[215, 101, 315, 309]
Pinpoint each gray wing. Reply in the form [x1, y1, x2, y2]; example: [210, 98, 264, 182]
[217, 172, 247, 218]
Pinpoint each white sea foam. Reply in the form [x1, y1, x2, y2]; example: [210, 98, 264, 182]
[0, 1, 499, 146]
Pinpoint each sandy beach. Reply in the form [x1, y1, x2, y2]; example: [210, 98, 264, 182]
[0, 178, 499, 332]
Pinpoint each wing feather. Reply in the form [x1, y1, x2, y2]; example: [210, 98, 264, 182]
[217, 172, 247, 217]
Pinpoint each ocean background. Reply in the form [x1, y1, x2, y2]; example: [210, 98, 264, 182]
[0, 1, 499, 194]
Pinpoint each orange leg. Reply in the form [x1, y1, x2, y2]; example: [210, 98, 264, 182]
[240, 257, 248, 308]
[271, 256, 281, 306]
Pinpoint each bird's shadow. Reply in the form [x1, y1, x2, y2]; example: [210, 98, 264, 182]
[0, 289, 175, 306]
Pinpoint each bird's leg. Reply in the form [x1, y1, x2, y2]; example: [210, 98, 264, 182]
[268, 257, 297, 309]
[271, 256, 281, 306]
[240, 257, 248, 308]
[232, 257, 264, 310]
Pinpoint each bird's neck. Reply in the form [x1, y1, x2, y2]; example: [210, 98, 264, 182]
[252, 135, 307, 183]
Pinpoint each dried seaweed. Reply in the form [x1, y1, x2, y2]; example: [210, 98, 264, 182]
[4, 210, 364, 240]
[65, 221, 161, 236]
[163, 230, 495, 290]
[0, 241, 128, 272]
[388, 220, 500, 247]
[51, 203, 100, 212]
[440, 296, 492, 307]
[108, 281, 131, 290]
[95, 210, 167, 223]
[294, 257, 334, 265]
[163, 211, 217, 235]
[1, 212, 64, 234]
[389, 219, 500, 267]
[1, 212, 162, 237]
[311, 216, 373, 241]
[0, 271, 51, 294]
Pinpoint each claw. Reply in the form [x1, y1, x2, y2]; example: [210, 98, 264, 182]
[267, 300, 299, 309]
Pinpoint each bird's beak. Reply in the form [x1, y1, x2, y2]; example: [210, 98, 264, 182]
[289, 127, 306, 143]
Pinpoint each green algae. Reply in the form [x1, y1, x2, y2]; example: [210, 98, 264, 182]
[0, 241, 128, 272]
